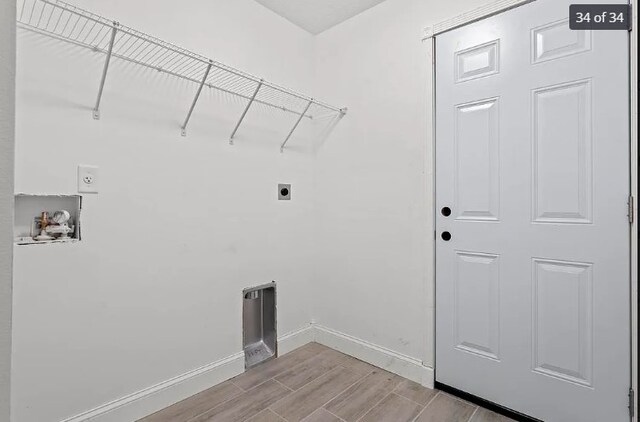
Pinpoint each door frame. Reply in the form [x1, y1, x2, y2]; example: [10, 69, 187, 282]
[422, 0, 638, 419]
[0, 0, 15, 420]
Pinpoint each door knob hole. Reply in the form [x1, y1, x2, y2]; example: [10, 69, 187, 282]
[441, 207, 451, 217]
[441, 231, 452, 241]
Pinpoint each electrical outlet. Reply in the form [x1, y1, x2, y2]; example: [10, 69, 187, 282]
[78, 165, 99, 193]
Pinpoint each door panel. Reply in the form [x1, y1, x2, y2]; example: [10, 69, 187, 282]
[435, 0, 630, 421]
[455, 40, 501, 82]
[532, 258, 593, 387]
[455, 98, 501, 221]
[532, 80, 592, 223]
[531, 19, 591, 64]
[454, 251, 501, 360]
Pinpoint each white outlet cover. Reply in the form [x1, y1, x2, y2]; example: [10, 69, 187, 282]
[78, 165, 99, 193]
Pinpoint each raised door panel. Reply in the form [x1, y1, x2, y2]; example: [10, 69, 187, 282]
[455, 98, 500, 221]
[532, 80, 592, 223]
[455, 40, 500, 83]
[532, 258, 593, 386]
[454, 251, 501, 361]
[531, 19, 591, 64]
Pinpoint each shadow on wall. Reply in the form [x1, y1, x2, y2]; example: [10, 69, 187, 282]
[308, 112, 346, 153]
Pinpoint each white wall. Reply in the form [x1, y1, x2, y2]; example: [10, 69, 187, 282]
[0, 0, 16, 420]
[13, 1, 317, 421]
[313, 0, 493, 370]
[11, 0, 508, 419]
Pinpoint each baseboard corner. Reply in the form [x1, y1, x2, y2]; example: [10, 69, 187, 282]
[277, 324, 314, 356]
[312, 324, 434, 388]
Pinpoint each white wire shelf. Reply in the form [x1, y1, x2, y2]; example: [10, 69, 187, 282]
[16, 0, 346, 152]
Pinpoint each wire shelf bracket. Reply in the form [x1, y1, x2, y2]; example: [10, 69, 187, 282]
[229, 79, 263, 145]
[93, 23, 117, 120]
[16, 0, 347, 151]
[181, 61, 213, 137]
[281, 100, 312, 153]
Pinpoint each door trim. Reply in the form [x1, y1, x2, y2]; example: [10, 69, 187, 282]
[422, 0, 535, 40]
[423, 0, 638, 419]
[628, 0, 638, 419]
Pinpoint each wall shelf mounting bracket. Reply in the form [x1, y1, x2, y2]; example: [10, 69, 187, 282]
[181, 61, 213, 136]
[229, 79, 263, 145]
[93, 23, 118, 120]
[280, 99, 313, 153]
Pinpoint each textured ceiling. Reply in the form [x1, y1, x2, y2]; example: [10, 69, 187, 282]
[253, 0, 388, 34]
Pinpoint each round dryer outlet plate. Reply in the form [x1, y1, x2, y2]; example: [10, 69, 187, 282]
[278, 184, 291, 200]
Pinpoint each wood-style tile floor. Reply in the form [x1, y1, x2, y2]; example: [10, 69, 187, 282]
[139, 342, 514, 422]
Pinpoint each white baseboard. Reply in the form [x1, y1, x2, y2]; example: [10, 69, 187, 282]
[57, 324, 431, 422]
[61, 352, 245, 422]
[313, 325, 434, 388]
[60, 326, 314, 422]
[278, 324, 314, 355]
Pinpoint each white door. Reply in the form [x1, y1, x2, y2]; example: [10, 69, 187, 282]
[435, 0, 630, 421]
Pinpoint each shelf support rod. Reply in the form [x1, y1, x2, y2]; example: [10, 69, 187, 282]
[229, 79, 263, 145]
[181, 61, 213, 136]
[93, 23, 118, 120]
[280, 99, 313, 153]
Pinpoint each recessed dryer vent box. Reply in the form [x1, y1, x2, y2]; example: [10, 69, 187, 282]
[243, 282, 277, 368]
[14, 194, 82, 245]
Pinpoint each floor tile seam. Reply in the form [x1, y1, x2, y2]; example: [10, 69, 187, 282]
[409, 391, 442, 422]
[273, 356, 343, 392]
[273, 349, 334, 382]
[352, 390, 395, 422]
[440, 390, 481, 410]
[187, 380, 281, 422]
[267, 366, 347, 418]
[391, 384, 435, 408]
[467, 405, 480, 422]
[273, 365, 371, 422]
[272, 377, 296, 392]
